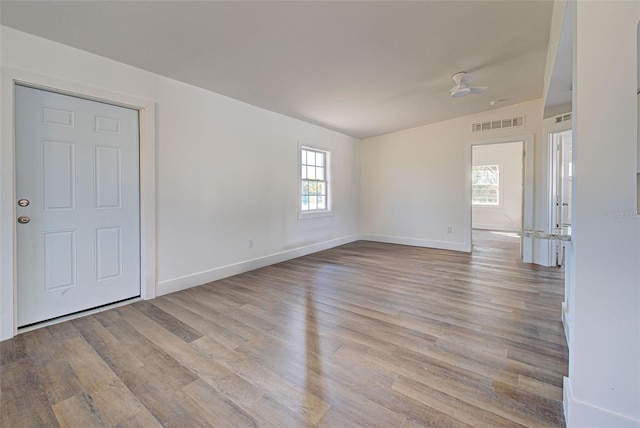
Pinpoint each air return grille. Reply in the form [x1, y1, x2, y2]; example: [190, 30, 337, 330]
[472, 116, 524, 132]
[554, 113, 572, 123]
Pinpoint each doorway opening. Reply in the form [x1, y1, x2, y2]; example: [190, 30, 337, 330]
[549, 129, 573, 266]
[471, 141, 525, 258]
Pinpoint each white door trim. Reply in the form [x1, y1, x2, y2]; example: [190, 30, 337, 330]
[1, 67, 156, 340]
[464, 134, 534, 263]
[545, 120, 572, 267]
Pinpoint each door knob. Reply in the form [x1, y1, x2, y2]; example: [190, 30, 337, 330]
[17, 199, 29, 207]
[17, 216, 30, 224]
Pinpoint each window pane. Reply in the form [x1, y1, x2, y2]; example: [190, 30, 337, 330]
[471, 165, 499, 206]
[472, 165, 499, 185]
[300, 147, 330, 213]
[317, 182, 325, 195]
[472, 184, 499, 205]
[307, 166, 316, 179]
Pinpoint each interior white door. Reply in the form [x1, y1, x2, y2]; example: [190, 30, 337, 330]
[550, 129, 572, 267]
[16, 85, 140, 327]
[560, 136, 573, 228]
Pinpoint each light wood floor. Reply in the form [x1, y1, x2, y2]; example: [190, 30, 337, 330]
[1, 231, 567, 427]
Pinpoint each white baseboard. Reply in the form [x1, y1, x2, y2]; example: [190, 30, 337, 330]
[359, 234, 470, 253]
[157, 233, 470, 296]
[156, 234, 360, 296]
[564, 377, 640, 427]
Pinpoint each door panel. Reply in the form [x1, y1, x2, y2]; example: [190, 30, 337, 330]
[16, 85, 140, 327]
[43, 139, 76, 211]
[96, 226, 123, 281]
[43, 230, 76, 292]
[95, 146, 122, 209]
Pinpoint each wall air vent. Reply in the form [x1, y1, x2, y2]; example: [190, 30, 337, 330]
[472, 116, 525, 133]
[554, 113, 572, 124]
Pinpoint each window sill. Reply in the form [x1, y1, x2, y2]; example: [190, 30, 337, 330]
[298, 210, 333, 220]
[472, 204, 502, 209]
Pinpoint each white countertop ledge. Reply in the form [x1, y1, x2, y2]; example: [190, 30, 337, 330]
[519, 230, 572, 241]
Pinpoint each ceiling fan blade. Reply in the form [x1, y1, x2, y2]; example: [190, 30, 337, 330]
[451, 72, 467, 86]
[451, 87, 471, 98]
[469, 86, 488, 94]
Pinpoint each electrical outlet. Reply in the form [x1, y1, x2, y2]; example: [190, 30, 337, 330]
[248, 238, 254, 248]
[447, 226, 453, 234]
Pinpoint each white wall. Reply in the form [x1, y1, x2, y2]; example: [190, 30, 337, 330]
[359, 99, 548, 260]
[0, 27, 360, 339]
[472, 142, 523, 231]
[562, 2, 640, 426]
[152, 79, 359, 292]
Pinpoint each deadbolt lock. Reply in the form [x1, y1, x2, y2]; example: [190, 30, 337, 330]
[17, 199, 29, 207]
[17, 216, 30, 224]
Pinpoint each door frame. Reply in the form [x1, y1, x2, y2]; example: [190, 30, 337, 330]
[464, 135, 534, 263]
[1, 67, 156, 340]
[544, 118, 572, 267]
[548, 129, 573, 266]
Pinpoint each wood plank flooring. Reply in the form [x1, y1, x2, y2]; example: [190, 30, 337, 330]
[1, 231, 568, 427]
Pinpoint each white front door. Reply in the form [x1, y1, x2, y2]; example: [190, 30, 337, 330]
[15, 85, 141, 327]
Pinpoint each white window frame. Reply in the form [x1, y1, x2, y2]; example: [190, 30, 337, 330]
[472, 163, 501, 207]
[299, 145, 332, 219]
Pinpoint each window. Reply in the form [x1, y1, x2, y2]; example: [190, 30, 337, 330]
[300, 147, 330, 214]
[472, 165, 499, 206]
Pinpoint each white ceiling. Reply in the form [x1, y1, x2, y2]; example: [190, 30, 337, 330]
[1, 1, 554, 139]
